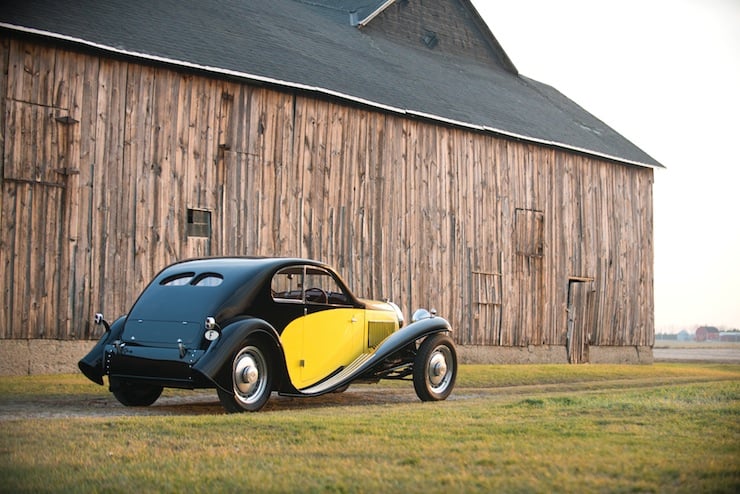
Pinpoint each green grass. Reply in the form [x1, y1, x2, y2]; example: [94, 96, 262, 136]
[1, 364, 738, 493]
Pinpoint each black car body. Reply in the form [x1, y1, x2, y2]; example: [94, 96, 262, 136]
[79, 257, 457, 412]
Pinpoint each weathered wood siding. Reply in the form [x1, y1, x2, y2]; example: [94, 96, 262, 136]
[0, 36, 654, 348]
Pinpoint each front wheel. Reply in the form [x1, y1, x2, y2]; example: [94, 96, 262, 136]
[217, 341, 273, 413]
[111, 379, 163, 407]
[413, 333, 457, 401]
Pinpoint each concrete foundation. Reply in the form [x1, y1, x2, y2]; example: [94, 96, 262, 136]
[0, 339, 96, 376]
[0, 340, 654, 376]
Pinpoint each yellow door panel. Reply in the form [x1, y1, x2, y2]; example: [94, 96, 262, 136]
[301, 308, 364, 388]
[280, 308, 365, 389]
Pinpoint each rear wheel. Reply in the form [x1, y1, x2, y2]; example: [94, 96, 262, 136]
[217, 341, 273, 413]
[413, 333, 457, 401]
[111, 379, 163, 407]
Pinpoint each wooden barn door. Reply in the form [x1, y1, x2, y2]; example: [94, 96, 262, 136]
[566, 279, 594, 364]
[510, 208, 545, 346]
[1, 101, 74, 338]
[467, 251, 503, 345]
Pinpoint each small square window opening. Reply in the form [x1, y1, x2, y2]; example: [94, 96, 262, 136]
[187, 208, 211, 238]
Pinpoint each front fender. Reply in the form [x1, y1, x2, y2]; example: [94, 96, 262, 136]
[294, 316, 453, 396]
[78, 315, 126, 385]
[192, 318, 284, 392]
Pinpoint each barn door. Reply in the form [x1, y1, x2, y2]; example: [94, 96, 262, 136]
[467, 249, 503, 345]
[470, 270, 502, 345]
[1, 101, 74, 338]
[566, 279, 594, 364]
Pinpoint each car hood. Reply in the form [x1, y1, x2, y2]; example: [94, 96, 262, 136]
[359, 298, 395, 312]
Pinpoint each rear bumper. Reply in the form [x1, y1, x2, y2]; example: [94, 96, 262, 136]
[105, 345, 211, 388]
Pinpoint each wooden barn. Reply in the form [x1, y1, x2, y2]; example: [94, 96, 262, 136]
[0, 0, 660, 372]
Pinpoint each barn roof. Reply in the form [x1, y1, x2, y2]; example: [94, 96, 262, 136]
[0, 0, 662, 168]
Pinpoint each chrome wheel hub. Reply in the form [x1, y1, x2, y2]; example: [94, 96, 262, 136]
[427, 346, 453, 392]
[429, 353, 448, 386]
[241, 364, 259, 385]
[232, 347, 267, 404]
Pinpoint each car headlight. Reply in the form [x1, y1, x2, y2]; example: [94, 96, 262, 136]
[411, 308, 437, 323]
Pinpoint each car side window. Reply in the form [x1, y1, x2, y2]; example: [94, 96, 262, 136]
[304, 267, 350, 306]
[271, 267, 304, 303]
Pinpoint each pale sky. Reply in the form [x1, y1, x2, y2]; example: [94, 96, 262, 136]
[472, 0, 740, 332]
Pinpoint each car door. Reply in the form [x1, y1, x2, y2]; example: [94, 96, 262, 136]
[276, 265, 365, 389]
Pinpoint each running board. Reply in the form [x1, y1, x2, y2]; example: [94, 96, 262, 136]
[300, 352, 375, 395]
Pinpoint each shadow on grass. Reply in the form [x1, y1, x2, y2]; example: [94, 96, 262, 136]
[0, 384, 422, 420]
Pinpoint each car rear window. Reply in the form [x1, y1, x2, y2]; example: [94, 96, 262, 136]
[160, 272, 223, 287]
[161, 272, 195, 286]
[193, 273, 223, 287]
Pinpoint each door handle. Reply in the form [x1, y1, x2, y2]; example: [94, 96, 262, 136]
[350, 317, 358, 323]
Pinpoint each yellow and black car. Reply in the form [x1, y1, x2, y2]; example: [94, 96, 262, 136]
[79, 257, 457, 412]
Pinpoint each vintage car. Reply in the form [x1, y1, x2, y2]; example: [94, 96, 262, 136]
[79, 257, 457, 412]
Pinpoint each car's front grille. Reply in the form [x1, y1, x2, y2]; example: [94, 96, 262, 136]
[368, 321, 395, 348]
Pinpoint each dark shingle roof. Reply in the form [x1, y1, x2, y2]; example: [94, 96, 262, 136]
[0, 0, 661, 168]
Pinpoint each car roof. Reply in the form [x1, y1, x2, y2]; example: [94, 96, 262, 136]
[129, 257, 336, 323]
[153, 256, 333, 287]
[161, 256, 326, 272]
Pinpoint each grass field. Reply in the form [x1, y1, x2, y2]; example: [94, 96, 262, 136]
[1, 364, 738, 493]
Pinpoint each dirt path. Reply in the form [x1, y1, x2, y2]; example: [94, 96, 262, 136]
[1, 375, 732, 421]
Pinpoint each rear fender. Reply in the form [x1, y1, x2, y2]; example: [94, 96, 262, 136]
[78, 315, 126, 385]
[192, 318, 285, 393]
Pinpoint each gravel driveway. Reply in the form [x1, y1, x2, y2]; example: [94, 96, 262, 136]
[2, 347, 737, 421]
